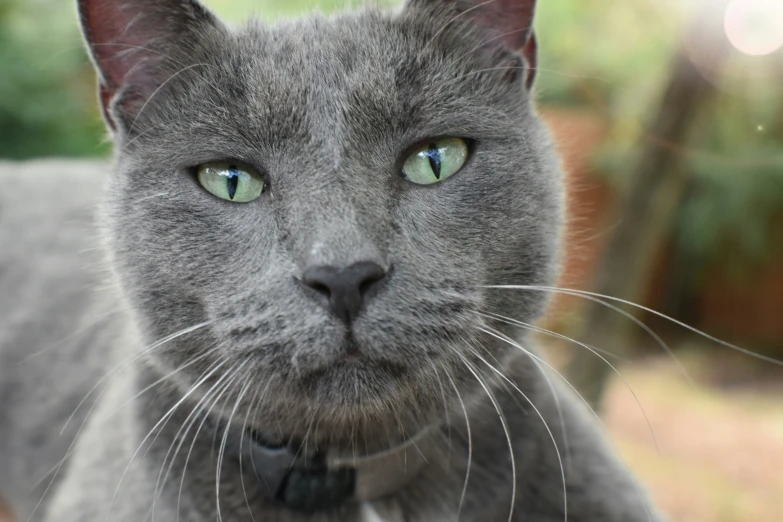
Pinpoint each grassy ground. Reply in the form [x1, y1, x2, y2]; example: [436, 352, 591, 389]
[602, 356, 783, 522]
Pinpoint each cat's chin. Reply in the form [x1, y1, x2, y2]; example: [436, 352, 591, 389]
[289, 330, 416, 378]
[297, 357, 409, 403]
[239, 358, 438, 452]
[292, 359, 431, 419]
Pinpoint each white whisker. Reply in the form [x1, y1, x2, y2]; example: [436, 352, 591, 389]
[105, 357, 228, 521]
[30, 350, 214, 493]
[30, 322, 213, 522]
[484, 285, 699, 388]
[176, 361, 249, 522]
[130, 192, 171, 204]
[238, 379, 269, 522]
[459, 347, 566, 522]
[476, 311, 660, 454]
[488, 284, 783, 366]
[61, 321, 213, 436]
[424, 0, 501, 50]
[16, 307, 120, 366]
[474, 324, 655, 522]
[430, 361, 453, 464]
[216, 375, 253, 522]
[127, 63, 210, 136]
[452, 350, 518, 522]
[444, 368, 472, 520]
[112, 348, 219, 420]
[152, 355, 229, 518]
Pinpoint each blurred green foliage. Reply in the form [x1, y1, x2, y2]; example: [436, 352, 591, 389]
[535, 0, 681, 109]
[0, 0, 108, 158]
[1, 0, 781, 270]
[677, 93, 783, 272]
[535, 0, 783, 268]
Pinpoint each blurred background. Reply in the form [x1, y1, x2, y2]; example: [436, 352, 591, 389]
[1, 0, 781, 520]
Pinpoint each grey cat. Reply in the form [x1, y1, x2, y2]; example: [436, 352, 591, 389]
[0, 0, 663, 520]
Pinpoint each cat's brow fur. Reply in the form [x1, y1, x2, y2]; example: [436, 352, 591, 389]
[0, 1, 662, 521]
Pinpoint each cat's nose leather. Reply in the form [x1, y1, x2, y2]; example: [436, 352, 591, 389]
[301, 261, 386, 324]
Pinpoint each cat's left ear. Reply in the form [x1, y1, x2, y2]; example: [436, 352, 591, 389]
[78, 0, 222, 135]
[407, 0, 538, 89]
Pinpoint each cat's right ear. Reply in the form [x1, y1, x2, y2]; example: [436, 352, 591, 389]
[78, 0, 221, 135]
[406, 0, 538, 89]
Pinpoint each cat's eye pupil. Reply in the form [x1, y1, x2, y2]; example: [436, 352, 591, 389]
[197, 163, 263, 203]
[427, 143, 442, 180]
[226, 165, 239, 200]
[402, 137, 468, 186]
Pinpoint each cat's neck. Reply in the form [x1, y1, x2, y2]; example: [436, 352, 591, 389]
[123, 361, 448, 517]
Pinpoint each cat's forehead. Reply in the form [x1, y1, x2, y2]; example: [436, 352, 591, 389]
[203, 11, 521, 148]
[239, 12, 515, 99]
[128, 8, 529, 171]
[237, 12, 428, 79]
[242, 15, 410, 118]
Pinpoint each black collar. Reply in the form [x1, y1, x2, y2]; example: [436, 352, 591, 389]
[216, 421, 439, 513]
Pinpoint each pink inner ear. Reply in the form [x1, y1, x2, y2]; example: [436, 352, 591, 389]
[463, 0, 536, 50]
[80, 0, 160, 92]
[454, 0, 538, 87]
[521, 32, 537, 89]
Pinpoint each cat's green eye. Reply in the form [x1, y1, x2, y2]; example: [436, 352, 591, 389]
[402, 138, 469, 185]
[197, 163, 265, 203]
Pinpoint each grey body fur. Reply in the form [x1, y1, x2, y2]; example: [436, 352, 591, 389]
[0, 1, 662, 520]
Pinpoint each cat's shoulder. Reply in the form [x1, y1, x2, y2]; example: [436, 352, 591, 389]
[0, 158, 108, 214]
[0, 160, 122, 514]
[0, 159, 110, 324]
[0, 159, 108, 254]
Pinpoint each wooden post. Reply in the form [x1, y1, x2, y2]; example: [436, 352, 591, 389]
[566, 2, 731, 408]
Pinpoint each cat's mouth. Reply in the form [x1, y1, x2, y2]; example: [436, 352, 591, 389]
[264, 357, 431, 450]
[340, 331, 364, 359]
[288, 345, 412, 410]
[298, 356, 408, 386]
[288, 324, 415, 377]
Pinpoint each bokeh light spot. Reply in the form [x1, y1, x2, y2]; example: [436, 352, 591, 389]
[724, 0, 783, 56]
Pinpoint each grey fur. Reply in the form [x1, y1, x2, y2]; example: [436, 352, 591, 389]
[0, 1, 662, 521]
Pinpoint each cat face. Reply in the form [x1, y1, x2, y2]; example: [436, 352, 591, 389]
[82, 0, 562, 443]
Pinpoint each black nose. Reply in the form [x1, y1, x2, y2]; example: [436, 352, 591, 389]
[301, 261, 387, 324]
